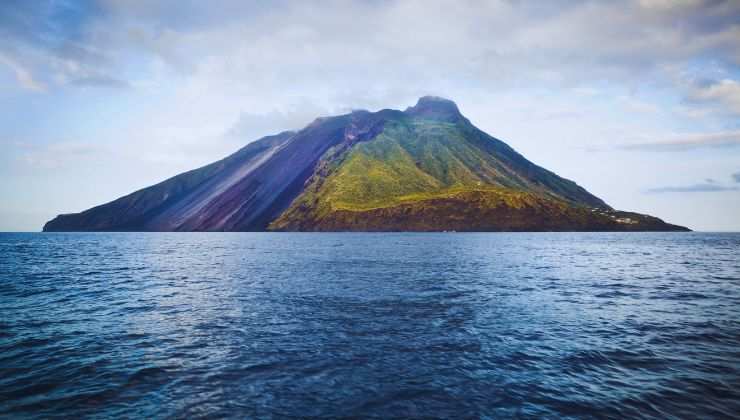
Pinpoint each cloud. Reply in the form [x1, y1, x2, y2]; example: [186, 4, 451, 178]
[685, 78, 740, 116]
[70, 75, 130, 89]
[637, 0, 703, 11]
[621, 130, 740, 151]
[1, 0, 739, 105]
[733, 172, 740, 183]
[646, 183, 740, 193]
[0, 53, 46, 92]
[0, 0, 121, 91]
[225, 101, 329, 140]
[18, 142, 102, 170]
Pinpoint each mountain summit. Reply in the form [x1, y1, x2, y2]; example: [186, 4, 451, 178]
[404, 96, 464, 122]
[44, 97, 688, 232]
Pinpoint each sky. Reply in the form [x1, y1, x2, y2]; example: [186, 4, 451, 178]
[1, 0, 739, 231]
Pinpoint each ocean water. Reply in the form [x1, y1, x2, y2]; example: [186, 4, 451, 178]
[1, 232, 739, 419]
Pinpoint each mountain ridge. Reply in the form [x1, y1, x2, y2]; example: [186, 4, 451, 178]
[43, 97, 689, 232]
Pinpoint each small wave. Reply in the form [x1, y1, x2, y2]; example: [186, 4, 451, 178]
[595, 291, 634, 298]
[711, 275, 739, 281]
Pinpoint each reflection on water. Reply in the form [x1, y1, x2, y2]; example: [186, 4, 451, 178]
[1, 232, 739, 418]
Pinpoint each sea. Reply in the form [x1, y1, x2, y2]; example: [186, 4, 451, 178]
[1, 232, 739, 418]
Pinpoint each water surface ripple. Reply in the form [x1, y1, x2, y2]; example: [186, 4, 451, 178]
[1, 232, 739, 418]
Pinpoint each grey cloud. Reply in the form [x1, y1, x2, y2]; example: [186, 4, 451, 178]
[0, 0, 123, 91]
[71, 75, 130, 89]
[621, 130, 740, 151]
[646, 183, 740, 193]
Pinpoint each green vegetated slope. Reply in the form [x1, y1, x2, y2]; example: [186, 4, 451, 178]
[270, 116, 646, 231]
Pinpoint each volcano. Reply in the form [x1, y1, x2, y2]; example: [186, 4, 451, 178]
[43, 97, 688, 232]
